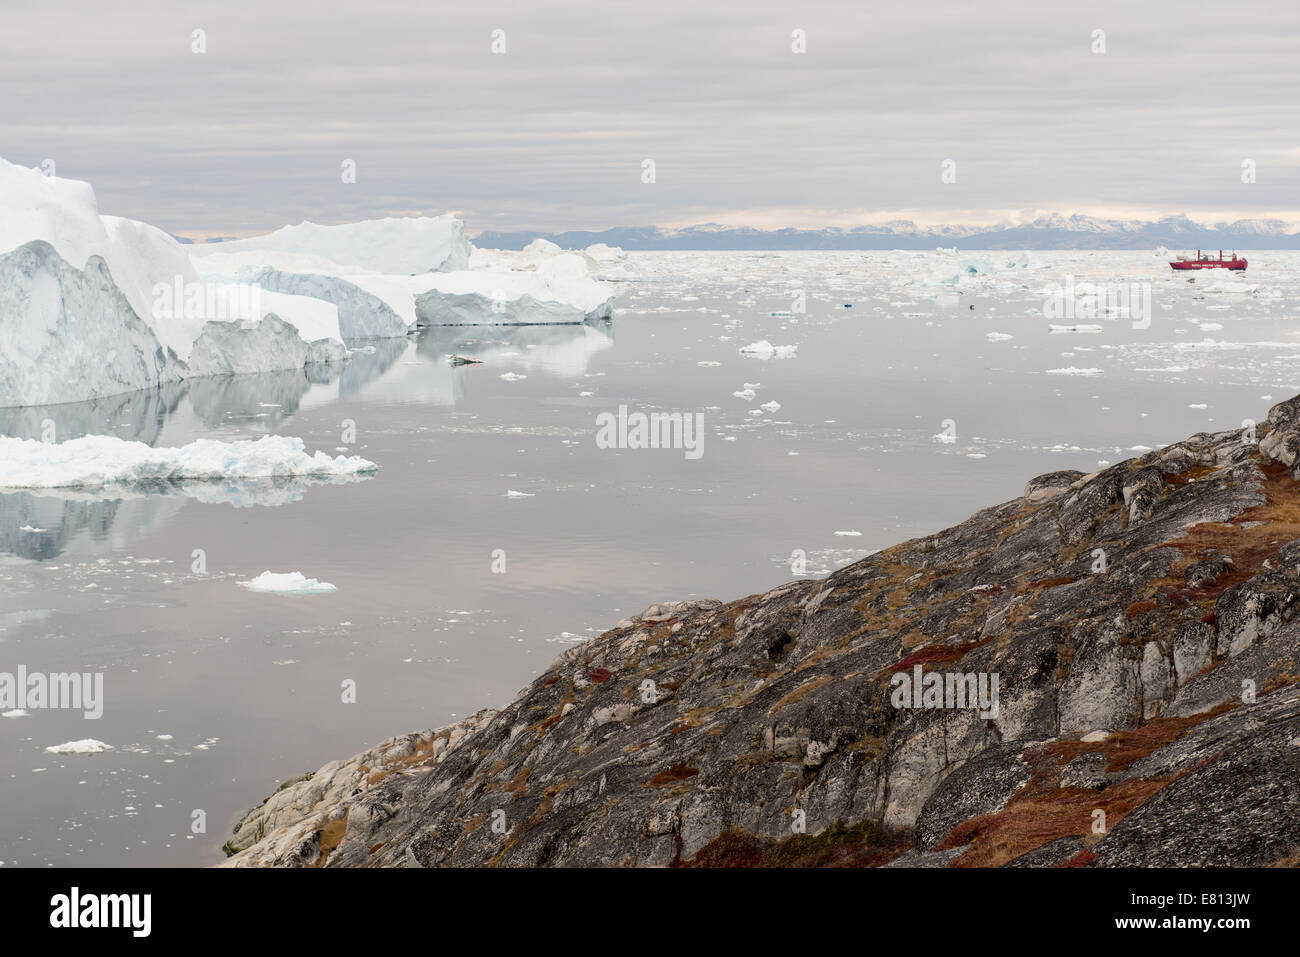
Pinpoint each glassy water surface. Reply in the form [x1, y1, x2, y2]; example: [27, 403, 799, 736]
[3, 250, 1298, 865]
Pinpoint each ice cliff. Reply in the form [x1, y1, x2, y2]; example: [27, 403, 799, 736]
[0, 158, 620, 408]
[0, 158, 345, 407]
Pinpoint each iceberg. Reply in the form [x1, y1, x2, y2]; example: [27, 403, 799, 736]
[0, 434, 377, 490]
[45, 739, 113, 754]
[196, 215, 470, 275]
[197, 234, 617, 334]
[0, 158, 347, 407]
[739, 340, 798, 359]
[408, 253, 616, 326]
[239, 571, 337, 595]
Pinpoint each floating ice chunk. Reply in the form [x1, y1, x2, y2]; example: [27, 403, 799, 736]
[1188, 403, 1208, 409]
[760, 401, 781, 413]
[2, 709, 29, 718]
[1048, 324, 1103, 334]
[239, 571, 337, 595]
[834, 530, 862, 536]
[985, 332, 1013, 341]
[739, 340, 797, 359]
[0, 434, 377, 489]
[506, 490, 535, 498]
[733, 388, 757, 400]
[45, 739, 113, 754]
[697, 360, 721, 367]
[1046, 367, 1103, 376]
[499, 372, 527, 381]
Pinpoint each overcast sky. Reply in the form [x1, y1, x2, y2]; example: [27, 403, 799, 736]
[3, 0, 1297, 237]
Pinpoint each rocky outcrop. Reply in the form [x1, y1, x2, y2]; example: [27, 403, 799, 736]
[223, 397, 1300, 868]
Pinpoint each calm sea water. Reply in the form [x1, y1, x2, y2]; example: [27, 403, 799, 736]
[2, 250, 1298, 866]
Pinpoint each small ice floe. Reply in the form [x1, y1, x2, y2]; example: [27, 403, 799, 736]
[239, 571, 337, 595]
[733, 388, 757, 400]
[834, 530, 863, 537]
[1046, 367, 1103, 376]
[45, 739, 113, 754]
[760, 401, 781, 413]
[2, 709, 29, 718]
[739, 340, 797, 359]
[697, 361, 722, 367]
[546, 632, 588, 644]
[448, 354, 483, 365]
[506, 490, 535, 498]
[1188, 403, 1208, 409]
[1048, 324, 1103, 334]
[579, 391, 594, 397]
[1198, 322, 1223, 332]
[499, 372, 527, 381]
[155, 734, 174, 741]
[985, 332, 1013, 341]
[19, 525, 46, 533]
[966, 452, 986, 459]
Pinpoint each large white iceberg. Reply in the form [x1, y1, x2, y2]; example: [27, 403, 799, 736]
[0, 158, 346, 407]
[0, 157, 622, 408]
[197, 234, 617, 333]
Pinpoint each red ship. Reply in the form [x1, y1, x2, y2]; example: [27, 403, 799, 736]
[1169, 249, 1247, 271]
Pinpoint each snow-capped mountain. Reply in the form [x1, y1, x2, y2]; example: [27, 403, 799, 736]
[476, 215, 1300, 250]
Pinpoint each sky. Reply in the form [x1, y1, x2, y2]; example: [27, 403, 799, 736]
[2, 0, 1298, 238]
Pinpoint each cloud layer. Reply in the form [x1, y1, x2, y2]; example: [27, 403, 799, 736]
[4, 0, 1297, 235]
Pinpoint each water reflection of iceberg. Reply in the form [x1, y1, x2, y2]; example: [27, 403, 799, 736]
[0, 361, 381, 561]
[0, 491, 184, 562]
[416, 321, 614, 378]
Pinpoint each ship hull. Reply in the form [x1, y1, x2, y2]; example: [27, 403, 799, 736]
[1169, 260, 1247, 271]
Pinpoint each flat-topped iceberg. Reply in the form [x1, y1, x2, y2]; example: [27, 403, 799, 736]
[409, 252, 616, 326]
[0, 434, 377, 490]
[194, 215, 469, 275]
[198, 235, 618, 334]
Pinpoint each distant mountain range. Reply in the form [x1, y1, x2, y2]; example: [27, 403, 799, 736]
[474, 214, 1300, 250]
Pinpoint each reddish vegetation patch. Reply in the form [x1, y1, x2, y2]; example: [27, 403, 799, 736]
[587, 668, 613, 683]
[1029, 575, 1076, 589]
[676, 821, 912, 868]
[648, 763, 700, 786]
[939, 779, 1169, 868]
[1200, 613, 1217, 625]
[888, 643, 971, 673]
[1057, 849, 1097, 868]
[937, 703, 1237, 867]
[1126, 599, 1159, 619]
[1149, 462, 1300, 607]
